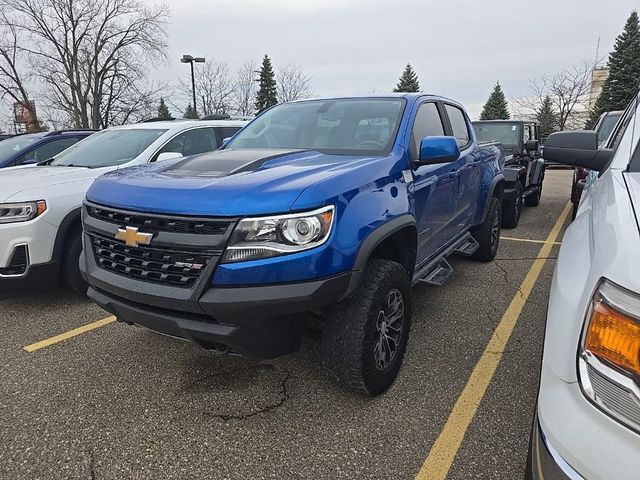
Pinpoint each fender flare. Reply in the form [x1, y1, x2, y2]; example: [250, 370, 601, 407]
[341, 214, 417, 300]
[502, 166, 525, 184]
[481, 174, 505, 223]
[51, 207, 82, 262]
[529, 158, 545, 185]
[352, 214, 417, 271]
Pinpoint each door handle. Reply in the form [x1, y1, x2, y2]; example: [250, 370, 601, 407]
[448, 170, 459, 178]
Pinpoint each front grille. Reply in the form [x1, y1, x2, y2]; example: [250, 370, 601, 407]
[90, 234, 214, 288]
[588, 364, 640, 430]
[87, 205, 229, 235]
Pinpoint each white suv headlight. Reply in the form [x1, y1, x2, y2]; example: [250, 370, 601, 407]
[579, 279, 640, 432]
[0, 201, 47, 224]
[222, 206, 334, 263]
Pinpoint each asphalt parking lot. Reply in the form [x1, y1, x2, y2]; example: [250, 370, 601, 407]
[0, 169, 572, 480]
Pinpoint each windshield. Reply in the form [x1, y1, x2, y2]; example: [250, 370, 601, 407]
[596, 113, 622, 146]
[0, 134, 44, 161]
[50, 129, 167, 168]
[226, 98, 405, 155]
[472, 123, 520, 151]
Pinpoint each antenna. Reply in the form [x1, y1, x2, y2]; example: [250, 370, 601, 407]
[595, 35, 601, 66]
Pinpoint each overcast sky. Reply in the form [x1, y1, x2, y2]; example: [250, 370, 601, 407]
[152, 0, 638, 118]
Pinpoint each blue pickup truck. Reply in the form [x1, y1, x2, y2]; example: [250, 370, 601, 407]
[81, 95, 504, 394]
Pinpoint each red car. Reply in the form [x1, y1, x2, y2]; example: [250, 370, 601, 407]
[571, 110, 623, 219]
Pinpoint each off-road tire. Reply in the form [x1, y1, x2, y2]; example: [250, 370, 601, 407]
[502, 181, 522, 229]
[471, 197, 501, 262]
[321, 258, 412, 395]
[63, 231, 88, 296]
[525, 184, 542, 207]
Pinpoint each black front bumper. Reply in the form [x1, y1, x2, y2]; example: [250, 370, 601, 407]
[87, 272, 352, 359]
[528, 415, 580, 480]
[0, 260, 60, 294]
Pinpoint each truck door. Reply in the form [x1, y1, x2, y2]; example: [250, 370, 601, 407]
[410, 101, 461, 266]
[443, 104, 481, 233]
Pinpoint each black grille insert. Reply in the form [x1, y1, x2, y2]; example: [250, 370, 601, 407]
[0, 245, 28, 276]
[88, 205, 230, 235]
[90, 234, 214, 288]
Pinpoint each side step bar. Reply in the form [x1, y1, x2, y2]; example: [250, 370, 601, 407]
[419, 259, 453, 286]
[412, 231, 480, 287]
[454, 236, 479, 257]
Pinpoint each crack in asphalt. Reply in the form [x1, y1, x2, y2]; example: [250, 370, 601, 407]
[87, 448, 96, 480]
[492, 260, 525, 299]
[208, 372, 291, 421]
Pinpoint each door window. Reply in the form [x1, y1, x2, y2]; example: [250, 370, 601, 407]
[156, 128, 218, 160]
[444, 105, 471, 148]
[410, 102, 445, 159]
[219, 126, 241, 141]
[18, 137, 81, 165]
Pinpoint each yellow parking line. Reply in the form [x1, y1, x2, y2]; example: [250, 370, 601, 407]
[501, 236, 561, 246]
[23, 316, 116, 353]
[415, 202, 571, 480]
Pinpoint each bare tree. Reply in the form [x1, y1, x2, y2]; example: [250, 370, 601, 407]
[276, 64, 311, 103]
[234, 59, 257, 116]
[179, 60, 235, 116]
[2, 0, 169, 129]
[513, 60, 594, 130]
[0, 12, 39, 130]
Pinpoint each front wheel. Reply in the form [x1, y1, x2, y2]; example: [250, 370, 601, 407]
[321, 259, 412, 395]
[524, 184, 542, 207]
[63, 231, 88, 296]
[502, 181, 522, 229]
[470, 197, 501, 262]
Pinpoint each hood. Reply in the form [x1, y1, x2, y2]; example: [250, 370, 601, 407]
[86, 148, 383, 216]
[624, 172, 640, 234]
[0, 165, 109, 202]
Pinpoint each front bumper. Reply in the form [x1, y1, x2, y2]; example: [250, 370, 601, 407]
[0, 218, 60, 293]
[87, 271, 352, 359]
[530, 364, 640, 480]
[81, 202, 358, 359]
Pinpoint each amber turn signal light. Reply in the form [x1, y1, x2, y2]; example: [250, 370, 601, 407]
[585, 300, 640, 377]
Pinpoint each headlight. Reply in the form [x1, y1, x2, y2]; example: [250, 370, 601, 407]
[0, 201, 47, 224]
[222, 206, 334, 263]
[579, 279, 640, 432]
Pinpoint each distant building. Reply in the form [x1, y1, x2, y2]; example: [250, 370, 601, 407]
[589, 67, 609, 109]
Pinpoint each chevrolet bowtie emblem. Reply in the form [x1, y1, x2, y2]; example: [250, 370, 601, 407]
[115, 226, 153, 247]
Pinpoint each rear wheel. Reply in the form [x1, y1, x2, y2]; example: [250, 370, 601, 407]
[470, 197, 501, 262]
[62, 231, 88, 296]
[502, 181, 522, 229]
[321, 258, 412, 395]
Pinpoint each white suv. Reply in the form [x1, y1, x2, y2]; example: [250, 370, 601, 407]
[0, 119, 247, 294]
[528, 94, 640, 479]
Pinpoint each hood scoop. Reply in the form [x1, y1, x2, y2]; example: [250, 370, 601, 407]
[161, 148, 309, 178]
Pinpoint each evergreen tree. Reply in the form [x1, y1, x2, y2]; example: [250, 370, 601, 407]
[588, 11, 640, 127]
[183, 104, 198, 119]
[393, 64, 420, 93]
[480, 82, 510, 120]
[255, 54, 278, 113]
[536, 95, 559, 139]
[157, 98, 171, 119]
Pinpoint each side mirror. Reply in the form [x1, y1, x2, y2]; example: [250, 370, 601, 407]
[156, 151, 183, 162]
[525, 140, 539, 152]
[417, 136, 460, 165]
[542, 130, 613, 172]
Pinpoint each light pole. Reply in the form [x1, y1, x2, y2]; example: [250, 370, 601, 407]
[180, 54, 205, 116]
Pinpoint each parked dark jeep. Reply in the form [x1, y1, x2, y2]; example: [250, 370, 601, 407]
[472, 120, 545, 228]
